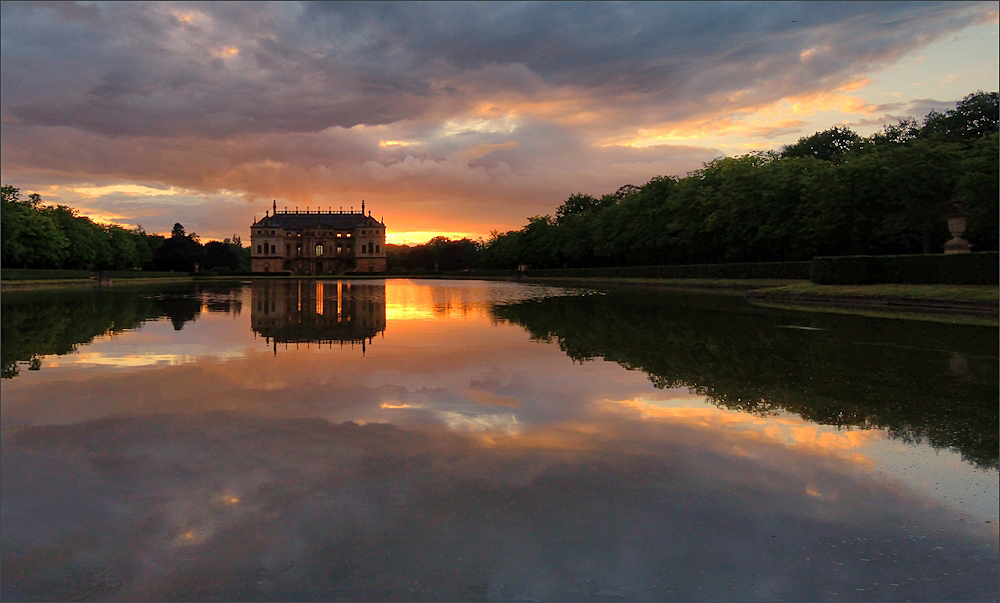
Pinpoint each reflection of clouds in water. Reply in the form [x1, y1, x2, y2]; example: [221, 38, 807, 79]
[1, 413, 996, 602]
[609, 397, 883, 459]
[435, 410, 521, 434]
[53, 351, 220, 368]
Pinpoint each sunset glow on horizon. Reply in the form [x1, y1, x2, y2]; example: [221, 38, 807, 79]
[1, 2, 997, 244]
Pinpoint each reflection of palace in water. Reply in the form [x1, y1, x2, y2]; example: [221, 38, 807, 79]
[251, 280, 386, 355]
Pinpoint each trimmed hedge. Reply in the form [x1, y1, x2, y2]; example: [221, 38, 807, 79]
[811, 252, 999, 285]
[2, 268, 91, 280]
[1, 269, 192, 280]
[526, 261, 812, 280]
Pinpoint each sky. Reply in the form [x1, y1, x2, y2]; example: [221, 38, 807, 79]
[1, 2, 997, 244]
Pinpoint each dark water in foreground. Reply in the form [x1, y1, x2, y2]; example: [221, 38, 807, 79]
[2, 279, 997, 602]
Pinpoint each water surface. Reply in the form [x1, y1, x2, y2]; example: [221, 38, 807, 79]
[2, 279, 997, 601]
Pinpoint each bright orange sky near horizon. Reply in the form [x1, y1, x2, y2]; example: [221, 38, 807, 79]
[1, 2, 997, 244]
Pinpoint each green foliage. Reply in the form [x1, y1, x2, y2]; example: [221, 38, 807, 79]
[920, 91, 999, 144]
[555, 193, 601, 223]
[387, 237, 480, 272]
[0, 187, 69, 268]
[810, 252, 999, 285]
[781, 126, 861, 161]
[151, 223, 204, 271]
[203, 239, 250, 272]
[1, 188, 164, 271]
[956, 132, 999, 251]
[871, 117, 920, 147]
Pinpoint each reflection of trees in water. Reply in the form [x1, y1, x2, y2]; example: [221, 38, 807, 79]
[1, 284, 243, 378]
[493, 290, 999, 469]
[250, 280, 386, 354]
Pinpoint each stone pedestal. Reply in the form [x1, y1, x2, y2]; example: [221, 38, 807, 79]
[943, 203, 971, 255]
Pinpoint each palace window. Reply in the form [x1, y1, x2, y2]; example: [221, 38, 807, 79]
[271, 244, 276, 254]
[257, 245, 262, 253]
[315, 244, 324, 256]
[375, 244, 380, 253]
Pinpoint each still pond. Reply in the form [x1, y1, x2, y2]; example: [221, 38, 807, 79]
[1, 279, 997, 601]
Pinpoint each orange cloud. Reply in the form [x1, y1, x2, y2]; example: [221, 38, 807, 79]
[604, 76, 880, 148]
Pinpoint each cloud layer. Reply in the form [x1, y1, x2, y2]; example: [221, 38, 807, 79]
[1, 2, 995, 239]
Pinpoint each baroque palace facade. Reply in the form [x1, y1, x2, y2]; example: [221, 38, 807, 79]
[250, 201, 386, 275]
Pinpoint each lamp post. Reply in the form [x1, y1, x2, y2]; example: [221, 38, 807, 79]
[943, 200, 971, 254]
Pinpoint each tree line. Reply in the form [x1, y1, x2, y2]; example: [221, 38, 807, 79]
[1, 186, 249, 273]
[479, 91, 998, 269]
[386, 236, 480, 273]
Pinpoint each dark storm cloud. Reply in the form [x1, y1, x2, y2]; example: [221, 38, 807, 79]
[1, 2, 992, 137]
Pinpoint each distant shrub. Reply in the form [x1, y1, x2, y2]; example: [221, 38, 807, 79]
[811, 252, 999, 285]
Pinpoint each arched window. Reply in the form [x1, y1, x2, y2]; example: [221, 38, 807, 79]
[315, 244, 324, 256]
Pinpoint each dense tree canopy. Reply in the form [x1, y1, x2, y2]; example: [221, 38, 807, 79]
[480, 91, 999, 269]
[387, 237, 480, 272]
[0, 188, 248, 272]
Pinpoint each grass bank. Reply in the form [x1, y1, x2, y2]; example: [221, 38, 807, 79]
[756, 282, 998, 304]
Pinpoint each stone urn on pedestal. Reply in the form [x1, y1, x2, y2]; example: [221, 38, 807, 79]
[943, 201, 972, 255]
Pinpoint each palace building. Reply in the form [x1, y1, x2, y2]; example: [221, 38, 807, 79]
[250, 200, 386, 275]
